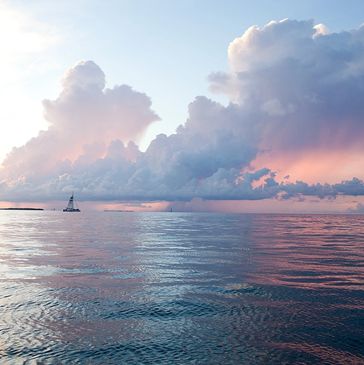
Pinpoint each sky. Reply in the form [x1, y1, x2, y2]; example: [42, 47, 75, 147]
[1, 0, 364, 212]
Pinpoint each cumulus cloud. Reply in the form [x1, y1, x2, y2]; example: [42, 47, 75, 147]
[210, 19, 364, 151]
[1, 60, 159, 181]
[1, 20, 364, 203]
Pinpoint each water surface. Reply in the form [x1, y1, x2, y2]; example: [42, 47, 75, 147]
[0, 212, 363, 364]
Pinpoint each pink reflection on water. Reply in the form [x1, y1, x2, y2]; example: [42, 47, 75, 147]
[271, 341, 364, 364]
[246, 215, 364, 290]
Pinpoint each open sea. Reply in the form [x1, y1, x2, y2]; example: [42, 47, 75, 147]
[0, 211, 363, 364]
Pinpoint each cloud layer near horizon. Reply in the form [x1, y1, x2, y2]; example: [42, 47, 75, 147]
[1, 19, 364, 202]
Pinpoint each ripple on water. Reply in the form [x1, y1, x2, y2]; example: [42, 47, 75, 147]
[0, 212, 363, 364]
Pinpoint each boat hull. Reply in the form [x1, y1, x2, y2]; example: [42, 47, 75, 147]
[63, 209, 80, 212]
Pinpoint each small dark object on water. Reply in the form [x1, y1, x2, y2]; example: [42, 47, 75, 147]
[63, 193, 80, 212]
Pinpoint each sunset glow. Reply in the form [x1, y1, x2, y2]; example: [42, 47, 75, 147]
[1, 1, 364, 213]
[1, 3, 364, 364]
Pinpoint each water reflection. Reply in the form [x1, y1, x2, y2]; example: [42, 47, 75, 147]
[247, 214, 364, 290]
[0, 211, 363, 363]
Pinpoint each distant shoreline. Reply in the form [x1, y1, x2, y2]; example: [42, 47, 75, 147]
[0, 208, 44, 211]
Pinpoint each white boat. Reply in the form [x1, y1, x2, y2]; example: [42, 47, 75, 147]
[63, 193, 80, 212]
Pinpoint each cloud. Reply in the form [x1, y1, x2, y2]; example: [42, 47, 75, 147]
[2, 19, 364, 204]
[1, 60, 159, 182]
[210, 19, 364, 152]
[347, 202, 364, 214]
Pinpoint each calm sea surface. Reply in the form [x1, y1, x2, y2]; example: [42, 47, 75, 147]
[0, 212, 363, 364]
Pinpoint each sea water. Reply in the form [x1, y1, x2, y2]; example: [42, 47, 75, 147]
[0, 212, 363, 364]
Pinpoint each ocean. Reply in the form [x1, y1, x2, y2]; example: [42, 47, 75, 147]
[0, 212, 363, 364]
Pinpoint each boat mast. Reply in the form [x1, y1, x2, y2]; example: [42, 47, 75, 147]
[67, 193, 74, 210]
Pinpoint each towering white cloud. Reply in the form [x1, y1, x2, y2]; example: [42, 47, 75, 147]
[2, 20, 364, 203]
[210, 19, 364, 151]
[1, 61, 159, 182]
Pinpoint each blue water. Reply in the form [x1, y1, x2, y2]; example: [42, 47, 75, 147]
[0, 212, 363, 364]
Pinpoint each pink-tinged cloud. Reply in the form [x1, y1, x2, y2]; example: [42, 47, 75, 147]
[1, 60, 159, 180]
[1, 20, 364, 205]
[253, 147, 364, 184]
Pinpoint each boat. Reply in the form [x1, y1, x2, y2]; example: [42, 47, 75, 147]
[63, 193, 80, 212]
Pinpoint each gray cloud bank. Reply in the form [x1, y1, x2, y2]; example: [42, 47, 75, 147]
[1, 20, 364, 202]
